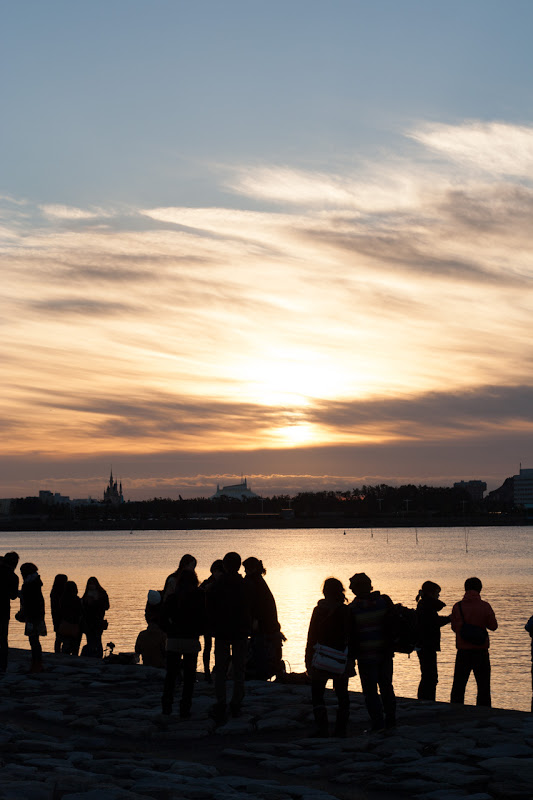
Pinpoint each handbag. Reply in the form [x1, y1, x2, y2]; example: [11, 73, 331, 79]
[58, 620, 81, 638]
[458, 602, 488, 646]
[311, 643, 348, 675]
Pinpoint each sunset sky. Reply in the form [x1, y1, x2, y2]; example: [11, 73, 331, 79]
[2, 1, 533, 500]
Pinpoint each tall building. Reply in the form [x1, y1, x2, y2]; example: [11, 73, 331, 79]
[103, 469, 124, 504]
[513, 467, 533, 509]
[453, 480, 487, 502]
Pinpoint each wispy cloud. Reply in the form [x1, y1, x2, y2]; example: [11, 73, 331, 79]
[2, 119, 533, 489]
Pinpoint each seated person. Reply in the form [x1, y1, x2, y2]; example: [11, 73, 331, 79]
[135, 621, 166, 668]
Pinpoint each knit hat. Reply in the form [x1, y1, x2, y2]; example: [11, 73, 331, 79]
[147, 590, 161, 606]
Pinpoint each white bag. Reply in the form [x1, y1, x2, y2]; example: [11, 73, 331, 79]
[311, 643, 348, 675]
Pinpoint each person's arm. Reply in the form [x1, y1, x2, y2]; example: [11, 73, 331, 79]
[485, 603, 498, 632]
[525, 615, 533, 634]
[450, 602, 461, 633]
[305, 608, 319, 672]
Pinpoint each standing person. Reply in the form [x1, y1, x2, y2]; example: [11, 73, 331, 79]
[81, 577, 109, 658]
[525, 615, 533, 713]
[207, 551, 251, 724]
[199, 559, 225, 683]
[59, 581, 83, 656]
[415, 580, 451, 701]
[450, 577, 498, 707]
[160, 570, 205, 716]
[243, 556, 285, 681]
[162, 554, 197, 600]
[0, 552, 20, 674]
[305, 577, 352, 737]
[50, 574, 68, 654]
[19, 562, 46, 673]
[349, 572, 396, 732]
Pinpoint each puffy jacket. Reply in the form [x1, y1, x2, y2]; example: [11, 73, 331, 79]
[451, 590, 498, 650]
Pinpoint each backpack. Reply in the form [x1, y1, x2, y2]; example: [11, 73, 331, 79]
[391, 603, 418, 654]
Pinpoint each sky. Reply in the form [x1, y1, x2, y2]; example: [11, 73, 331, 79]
[1, 0, 533, 500]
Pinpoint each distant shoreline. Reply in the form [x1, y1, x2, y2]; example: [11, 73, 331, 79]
[1, 513, 531, 532]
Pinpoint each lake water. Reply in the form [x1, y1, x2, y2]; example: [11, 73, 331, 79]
[1, 526, 531, 712]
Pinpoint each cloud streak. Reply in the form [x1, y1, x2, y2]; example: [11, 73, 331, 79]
[1, 119, 533, 494]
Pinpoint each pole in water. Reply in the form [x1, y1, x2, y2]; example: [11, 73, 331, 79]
[371, 528, 373, 538]
[415, 528, 419, 545]
[386, 529, 389, 544]
[464, 527, 469, 553]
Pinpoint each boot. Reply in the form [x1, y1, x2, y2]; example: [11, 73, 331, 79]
[312, 705, 329, 737]
[333, 707, 349, 738]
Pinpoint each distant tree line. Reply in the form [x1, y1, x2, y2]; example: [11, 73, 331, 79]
[7, 482, 522, 524]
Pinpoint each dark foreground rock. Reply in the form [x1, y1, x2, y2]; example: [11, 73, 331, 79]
[0, 649, 532, 800]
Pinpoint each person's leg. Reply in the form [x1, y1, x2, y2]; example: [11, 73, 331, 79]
[0, 618, 9, 672]
[311, 675, 329, 736]
[417, 649, 438, 701]
[229, 638, 248, 713]
[472, 650, 492, 707]
[203, 634, 212, 681]
[28, 634, 42, 672]
[377, 656, 396, 727]
[54, 633, 62, 654]
[450, 650, 472, 704]
[358, 660, 384, 729]
[333, 674, 350, 736]
[180, 651, 198, 717]
[162, 652, 181, 713]
[214, 638, 231, 707]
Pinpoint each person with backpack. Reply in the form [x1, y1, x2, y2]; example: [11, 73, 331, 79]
[450, 577, 498, 707]
[305, 577, 352, 737]
[348, 572, 396, 732]
[415, 580, 451, 701]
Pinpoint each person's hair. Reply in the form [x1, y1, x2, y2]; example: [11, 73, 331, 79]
[416, 580, 441, 602]
[177, 569, 199, 592]
[84, 576, 104, 594]
[62, 580, 79, 599]
[349, 572, 372, 595]
[51, 574, 68, 597]
[210, 559, 225, 574]
[20, 562, 38, 579]
[322, 577, 345, 602]
[223, 551, 241, 573]
[178, 554, 196, 571]
[465, 576, 482, 592]
[3, 551, 19, 568]
[243, 556, 266, 575]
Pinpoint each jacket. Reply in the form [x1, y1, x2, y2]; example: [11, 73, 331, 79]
[349, 591, 395, 662]
[451, 590, 498, 650]
[206, 572, 251, 640]
[0, 559, 19, 621]
[416, 595, 450, 651]
[305, 598, 350, 672]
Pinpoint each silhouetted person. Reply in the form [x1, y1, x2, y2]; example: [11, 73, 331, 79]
[144, 589, 163, 627]
[162, 554, 197, 601]
[415, 580, 451, 701]
[20, 562, 46, 673]
[50, 574, 68, 654]
[81, 577, 109, 658]
[199, 559, 225, 683]
[525, 615, 533, 713]
[305, 577, 352, 737]
[450, 577, 498, 707]
[349, 572, 396, 732]
[160, 569, 205, 717]
[207, 551, 251, 724]
[59, 581, 83, 656]
[135, 621, 166, 668]
[243, 556, 285, 681]
[0, 551, 19, 674]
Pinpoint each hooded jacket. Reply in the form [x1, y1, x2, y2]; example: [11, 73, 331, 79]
[451, 589, 498, 650]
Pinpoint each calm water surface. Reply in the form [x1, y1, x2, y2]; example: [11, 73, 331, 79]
[1, 526, 531, 712]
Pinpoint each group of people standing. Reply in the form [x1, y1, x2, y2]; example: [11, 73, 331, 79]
[134, 552, 284, 724]
[305, 572, 503, 736]
[0, 551, 109, 673]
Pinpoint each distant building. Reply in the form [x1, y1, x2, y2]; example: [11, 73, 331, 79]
[210, 478, 259, 501]
[39, 490, 71, 505]
[453, 480, 487, 502]
[103, 470, 124, 505]
[513, 467, 533, 509]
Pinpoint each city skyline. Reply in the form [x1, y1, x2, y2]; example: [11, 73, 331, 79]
[2, 1, 533, 500]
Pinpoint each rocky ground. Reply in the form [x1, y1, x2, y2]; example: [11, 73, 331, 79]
[0, 649, 532, 800]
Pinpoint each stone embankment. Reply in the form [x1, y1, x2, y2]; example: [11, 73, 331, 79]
[1, 649, 532, 800]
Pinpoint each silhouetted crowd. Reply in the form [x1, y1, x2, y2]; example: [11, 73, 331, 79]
[1, 549, 532, 732]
